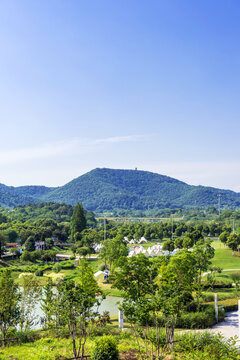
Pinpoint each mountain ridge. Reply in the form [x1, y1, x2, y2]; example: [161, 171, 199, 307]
[0, 168, 240, 210]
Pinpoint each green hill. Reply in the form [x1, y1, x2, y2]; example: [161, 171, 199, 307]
[42, 168, 240, 211]
[1, 168, 240, 211]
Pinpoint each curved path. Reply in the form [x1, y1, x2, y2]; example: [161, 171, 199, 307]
[211, 311, 239, 340]
[202, 269, 240, 277]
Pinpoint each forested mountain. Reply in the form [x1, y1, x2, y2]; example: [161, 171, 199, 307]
[0, 168, 240, 211]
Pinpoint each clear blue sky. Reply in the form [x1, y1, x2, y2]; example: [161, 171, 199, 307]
[0, 0, 240, 190]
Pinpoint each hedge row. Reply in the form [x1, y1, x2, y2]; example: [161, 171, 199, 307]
[155, 306, 225, 329]
[0, 260, 75, 274]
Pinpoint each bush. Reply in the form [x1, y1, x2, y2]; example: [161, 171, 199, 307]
[99, 264, 106, 271]
[176, 307, 225, 329]
[70, 256, 75, 260]
[202, 281, 233, 289]
[91, 335, 119, 360]
[176, 331, 240, 359]
[52, 263, 62, 273]
[61, 260, 75, 269]
[157, 306, 225, 329]
[35, 269, 44, 276]
[219, 298, 238, 311]
[17, 329, 39, 343]
[20, 250, 32, 262]
[91, 325, 121, 337]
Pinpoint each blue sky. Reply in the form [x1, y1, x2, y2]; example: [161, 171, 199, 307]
[0, 0, 240, 190]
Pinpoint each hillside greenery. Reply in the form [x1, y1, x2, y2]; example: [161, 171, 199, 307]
[0, 168, 240, 212]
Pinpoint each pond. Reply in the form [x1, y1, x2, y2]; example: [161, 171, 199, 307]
[31, 295, 123, 329]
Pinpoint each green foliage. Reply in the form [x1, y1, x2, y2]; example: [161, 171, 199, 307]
[91, 335, 119, 360]
[70, 203, 87, 241]
[227, 232, 240, 252]
[162, 239, 175, 252]
[25, 236, 35, 252]
[175, 307, 224, 329]
[176, 332, 240, 360]
[35, 269, 43, 276]
[0, 269, 21, 342]
[77, 246, 90, 257]
[41, 168, 240, 211]
[2, 168, 240, 211]
[219, 231, 228, 244]
[99, 235, 128, 270]
[7, 229, 18, 242]
[0, 230, 7, 258]
[52, 263, 62, 273]
[19, 274, 42, 331]
[45, 237, 54, 249]
[57, 259, 102, 358]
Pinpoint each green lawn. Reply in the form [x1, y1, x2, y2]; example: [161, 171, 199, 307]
[211, 248, 240, 269]
[210, 240, 240, 269]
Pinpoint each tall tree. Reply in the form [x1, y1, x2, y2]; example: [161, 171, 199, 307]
[70, 203, 87, 242]
[192, 240, 215, 310]
[99, 235, 128, 270]
[57, 259, 101, 359]
[114, 254, 162, 360]
[227, 233, 240, 254]
[19, 274, 42, 331]
[0, 231, 6, 259]
[41, 278, 60, 330]
[157, 252, 197, 348]
[24, 236, 35, 252]
[0, 270, 20, 345]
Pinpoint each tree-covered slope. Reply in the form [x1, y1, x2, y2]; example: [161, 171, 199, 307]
[42, 168, 240, 211]
[1, 168, 240, 210]
[0, 183, 52, 207]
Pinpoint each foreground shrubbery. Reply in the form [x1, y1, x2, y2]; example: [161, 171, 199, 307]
[175, 332, 240, 360]
[175, 307, 225, 329]
[0, 330, 239, 360]
[92, 335, 119, 360]
[147, 306, 225, 329]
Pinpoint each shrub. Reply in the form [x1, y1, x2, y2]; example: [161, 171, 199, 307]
[17, 329, 39, 343]
[202, 281, 232, 289]
[52, 263, 62, 273]
[99, 264, 106, 271]
[91, 325, 121, 337]
[91, 335, 119, 360]
[95, 311, 111, 327]
[176, 331, 240, 359]
[20, 250, 32, 262]
[157, 306, 225, 329]
[35, 269, 44, 277]
[70, 256, 75, 260]
[219, 298, 238, 311]
[77, 246, 90, 256]
[61, 260, 75, 269]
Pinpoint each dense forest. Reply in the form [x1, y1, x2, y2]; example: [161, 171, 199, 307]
[0, 168, 240, 212]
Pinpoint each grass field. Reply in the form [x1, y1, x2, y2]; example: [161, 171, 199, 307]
[209, 240, 240, 268]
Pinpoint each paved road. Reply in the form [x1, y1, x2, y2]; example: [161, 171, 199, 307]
[211, 311, 239, 339]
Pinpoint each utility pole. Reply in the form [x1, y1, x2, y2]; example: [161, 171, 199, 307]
[232, 216, 235, 233]
[171, 214, 174, 241]
[104, 216, 106, 241]
[218, 194, 221, 216]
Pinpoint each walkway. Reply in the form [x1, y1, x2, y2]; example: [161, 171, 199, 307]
[211, 311, 239, 339]
[202, 269, 240, 277]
